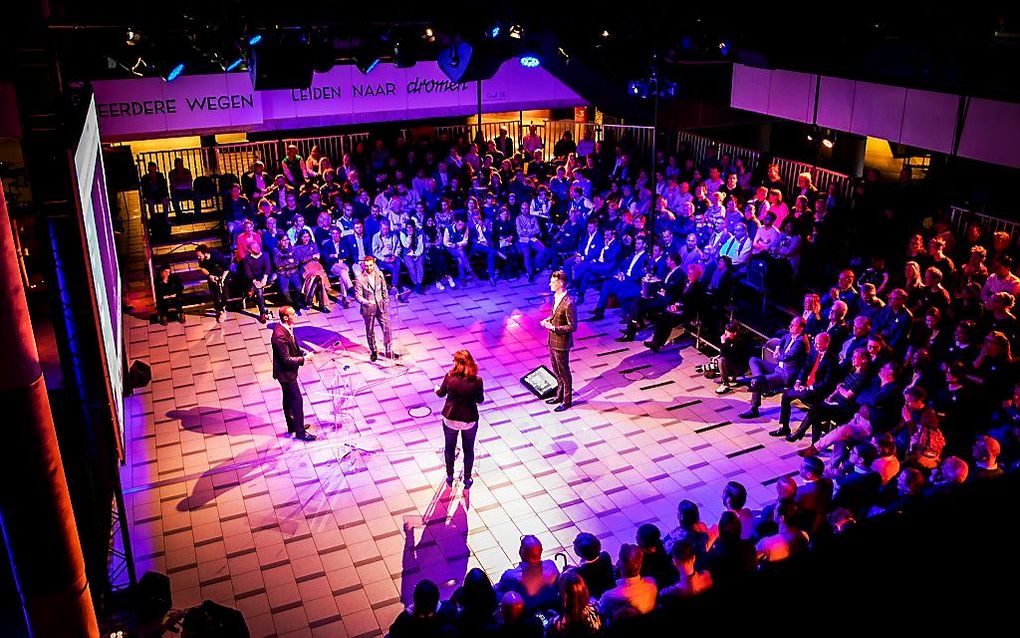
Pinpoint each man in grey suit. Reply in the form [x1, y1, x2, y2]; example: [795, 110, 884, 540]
[541, 270, 577, 412]
[739, 315, 809, 418]
[354, 256, 393, 362]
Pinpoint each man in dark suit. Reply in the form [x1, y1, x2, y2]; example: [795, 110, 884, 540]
[272, 306, 317, 441]
[833, 442, 882, 519]
[574, 228, 620, 303]
[640, 262, 706, 351]
[588, 234, 649, 321]
[770, 332, 839, 437]
[795, 457, 833, 535]
[541, 271, 577, 412]
[354, 257, 393, 362]
[563, 220, 603, 283]
[739, 316, 809, 419]
[620, 251, 688, 342]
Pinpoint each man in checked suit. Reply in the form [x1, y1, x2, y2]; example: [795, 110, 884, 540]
[272, 306, 317, 441]
[541, 270, 577, 412]
[739, 316, 809, 419]
[354, 256, 393, 362]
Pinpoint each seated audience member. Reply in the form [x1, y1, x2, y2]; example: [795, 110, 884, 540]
[755, 476, 797, 539]
[195, 244, 230, 322]
[497, 591, 544, 638]
[871, 432, 901, 486]
[713, 321, 753, 394]
[755, 501, 809, 565]
[495, 535, 560, 614]
[822, 269, 861, 318]
[787, 348, 873, 445]
[273, 234, 306, 311]
[702, 511, 756, 588]
[388, 579, 453, 638]
[795, 457, 833, 535]
[567, 532, 615, 600]
[710, 481, 755, 542]
[903, 387, 946, 471]
[832, 442, 883, 519]
[450, 568, 499, 636]
[970, 435, 1005, 481]
[548, 572, 601, 638]
[321, 227, 353, 307]
[588, 234, 648, 321]
[663, 499, 710, 560]
[597, 544, 657, 624]
[154, 264, 185, 326]
[739, 316, 809, 419]
[635, 523, 678, 590]
[770, 331, 838, 437]
[882, 467, 926, 514]
[926, 456, 970, 496]
[140, 162, 171, 240]
[242, 239, 272, 324]
[640, 262, 706, 351]
[659, 540, 713, 602]
[982, 256, 1020, 304]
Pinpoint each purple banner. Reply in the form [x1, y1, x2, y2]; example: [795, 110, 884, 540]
[93, 60, 584, 140]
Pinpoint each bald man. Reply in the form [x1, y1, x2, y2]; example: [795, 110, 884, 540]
[495, 535, 560, 613]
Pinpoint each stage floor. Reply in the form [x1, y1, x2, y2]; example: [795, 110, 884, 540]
[121, 280, 803, 637]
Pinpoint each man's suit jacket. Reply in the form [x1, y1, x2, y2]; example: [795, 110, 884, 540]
[272, 325, 305, 382]
[616, 251, 649, 283]
[354, 269, 389, 316]
[577, 232, 604, 261]
[344, 233, 373, 263]
[796, 349, 840, 394]
[320, 238, 351, 270]
[547, 294, 577, 351]
[774, 332, 809, 383]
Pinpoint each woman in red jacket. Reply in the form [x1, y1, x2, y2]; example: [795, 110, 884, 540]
[435, 350, 485, 488]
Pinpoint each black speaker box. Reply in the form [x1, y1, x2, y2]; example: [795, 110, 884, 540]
[437, 42, 506, 83]
[249, 44, 314, 90]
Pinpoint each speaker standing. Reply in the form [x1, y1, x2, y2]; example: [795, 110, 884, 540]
[541, 270, 577, 411]
[272, 306, 317, 441]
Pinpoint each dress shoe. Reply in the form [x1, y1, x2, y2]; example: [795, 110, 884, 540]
[320, 306, 331, 314]
[553, 404, 570, 412]
[615, 334, 635, 342]
[295, 433, 317, 441]
[738, 408, 760, 419]
[341, 297, 351, 308]
[178, 313, 187, 324]
[715, 384, 733, 395]
[643, 340, 661, 352]
[159, 317, 168, 326]
[587, 311, 605, 321]
[370, 351, 378, 362]
[786, 426, 809, 442]
[769, 426, 792, 438]
[445, 475, 454, 487]
[546, 397, 562, 404]
[258, 313, 268, 324]
[463, 477, 474, 489]
[797, 445, 819, 457]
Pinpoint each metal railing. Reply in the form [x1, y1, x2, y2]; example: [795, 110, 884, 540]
[947, 205, 1020, 240]
[675, 130, 855, 201]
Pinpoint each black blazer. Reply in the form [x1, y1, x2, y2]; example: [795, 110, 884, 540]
[271, 324, 305, 382]
[436, 373, 485, 423]
[796, 349, 840, 394]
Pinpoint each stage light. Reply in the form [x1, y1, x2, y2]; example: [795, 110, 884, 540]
[718, 41, 730, 56]
[509, 25, 523, 39]
[248, 34, 262, 46]
[822, 137, 834, 149]
[519, 55, 540, 68]
[628, 80, 648, 99]
[393, 41, 415, 68]
[226, 57, 244, 72]
[601, 30, 610, 38]
[126, 29, 141, 46]
[165, 63, 185, 82]
[557, 47, 569, 63]
[423, 27, 435, 42]
[489, 25, 501, 38]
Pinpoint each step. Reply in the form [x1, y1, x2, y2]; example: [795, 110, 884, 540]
[152, 228, 226, 250]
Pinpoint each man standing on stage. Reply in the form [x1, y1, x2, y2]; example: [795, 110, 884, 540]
[272, 306, 317, 441]
[541, 270, 577, 412]
[354, 256, 393, 362]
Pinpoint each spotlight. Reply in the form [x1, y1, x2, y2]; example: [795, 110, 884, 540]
[489, 25, 501, 38]
[423, 27, 435, 42]
[557, 47, 569, 63]
[393, 41, 415, 68]
[718, 41, 730, 56]
[628, 80, 649, 99]
[248, 34, 262, 46]
[165, 63, 185, 82]
[509, 25, 523, 39]
[125, 29, 141, 46]
[822, 137, 834, 149]
[519, 55, 540, 68]
[226, 57, 244, 72]
[601, 30, 610, 38]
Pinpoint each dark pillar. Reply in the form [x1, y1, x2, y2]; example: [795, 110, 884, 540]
[0, 182, 100, 636]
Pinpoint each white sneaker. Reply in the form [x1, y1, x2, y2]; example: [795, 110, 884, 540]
[446, 276, 457, 289]
[435, 280, 445, 291]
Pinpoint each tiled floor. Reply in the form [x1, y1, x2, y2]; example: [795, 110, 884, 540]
[121, 281, 804, 638]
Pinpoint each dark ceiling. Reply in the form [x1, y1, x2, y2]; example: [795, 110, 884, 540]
[10, 2, 1020, 104]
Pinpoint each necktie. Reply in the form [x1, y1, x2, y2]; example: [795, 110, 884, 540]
[806, 352, 822, 387]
